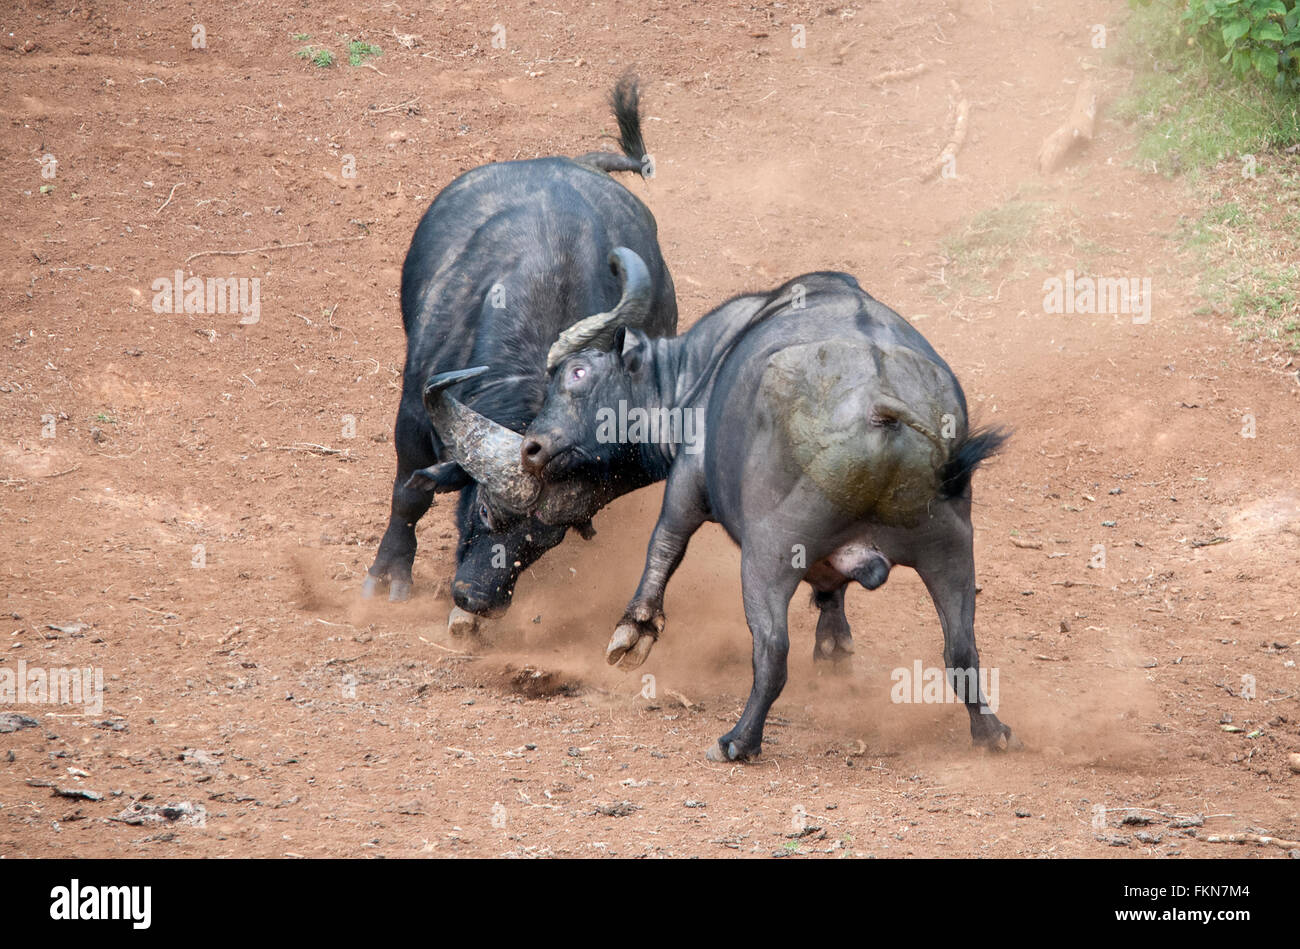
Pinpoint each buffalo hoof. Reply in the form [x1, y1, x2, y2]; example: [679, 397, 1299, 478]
[814, 636, 854, 669]
[606, 622, 656, 669]
[974, 723, 1022, 752]
[706, 740, 759, 763]
[447, 606, 480, 639]
[389, 578, 412, 602]
[361, 574, 383, 599]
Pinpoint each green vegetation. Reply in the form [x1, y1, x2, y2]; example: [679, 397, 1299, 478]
[295, 45, 335, 68]
[1177, 165, 1300, 346]
[1117, 1, 1300, 348]
[1182, 0, 1300, 85]
[1115, 2, 1300, 173]
[347, 40, 382, 66]
[942, 199, 1047, 273]
[294, 38, 381, 69]
[934, 196, 1050, 300]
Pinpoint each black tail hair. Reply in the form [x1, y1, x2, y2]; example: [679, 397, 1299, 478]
[609, 72, 648, 164]
[939, 426, 1010, 498]
[574, 72, 650, 177]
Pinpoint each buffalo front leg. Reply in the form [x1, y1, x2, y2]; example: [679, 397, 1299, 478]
[707, 554, 801, 762]
[607, 466, 708, 668]
[364, 409, 436, 602]
[364, 471, 434, 602]
[914, 511, 1018, 751]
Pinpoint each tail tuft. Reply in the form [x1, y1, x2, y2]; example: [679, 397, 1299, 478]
[574, 72, 650, 176]
[609, 72, 647, 164]
[939, 425, 1009, 498]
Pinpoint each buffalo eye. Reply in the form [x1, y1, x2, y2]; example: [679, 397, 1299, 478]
[478, 502, 494, 530]
[569, 365, 587, 383]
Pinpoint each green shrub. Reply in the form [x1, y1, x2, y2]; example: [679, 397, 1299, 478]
[1181, 0, 1300, 87]
[347, 41, 381, 67]
[295, 45, 335, 68]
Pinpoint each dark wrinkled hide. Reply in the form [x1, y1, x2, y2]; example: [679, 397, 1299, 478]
[523, 273, 1013, 760]
[365, 78, 677, 615]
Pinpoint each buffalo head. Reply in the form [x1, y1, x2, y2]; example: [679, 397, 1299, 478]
[408, 248, 655, 611]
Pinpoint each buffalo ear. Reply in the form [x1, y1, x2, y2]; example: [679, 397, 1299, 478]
[615, 327, 649, 373]
[405, 461, 472, 494]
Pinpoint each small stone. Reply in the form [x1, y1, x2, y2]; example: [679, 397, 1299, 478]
[54, 787, 103, 801]
[0, 713, 39, 733]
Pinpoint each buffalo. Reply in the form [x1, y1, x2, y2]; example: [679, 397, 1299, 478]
[497, 271, 1014, 761]
[362, 75, 677, 636]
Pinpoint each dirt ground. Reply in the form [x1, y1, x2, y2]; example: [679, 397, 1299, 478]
[2, 0, 1298, 859]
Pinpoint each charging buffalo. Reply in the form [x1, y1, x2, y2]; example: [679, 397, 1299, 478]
[495, 272, 1013, 760]
[363, 75, 677, 636]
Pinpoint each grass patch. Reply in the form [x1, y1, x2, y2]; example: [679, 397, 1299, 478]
[933, 197, 1050, 300]
[1114, 1, 1300, 349]
[295, 38, 380, 69]
[296, 46, 335, 68]
[347, 40, 382, 66]
[931, 191, 1119, 307]
[1177, 164, 1300, 347]
[1112, 1, 1300, 176]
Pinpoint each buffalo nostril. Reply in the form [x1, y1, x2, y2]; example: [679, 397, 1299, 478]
[521, 437, 547, 473]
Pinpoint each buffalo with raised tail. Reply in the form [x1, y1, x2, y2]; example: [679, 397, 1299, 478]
[362, 75, 677, 636]
[457, 272, 1015, 761]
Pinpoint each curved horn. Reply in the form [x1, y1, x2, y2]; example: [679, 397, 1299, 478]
[546, 247, 653, 371]
[422, 366, 540, 514]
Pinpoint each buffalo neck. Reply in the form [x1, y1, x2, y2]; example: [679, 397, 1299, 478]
[631, 299, 766, 473]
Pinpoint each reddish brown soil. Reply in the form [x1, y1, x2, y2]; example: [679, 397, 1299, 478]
[2, 0, 1298, 858]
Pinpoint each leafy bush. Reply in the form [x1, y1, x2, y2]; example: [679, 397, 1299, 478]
[1182, 0, 1300, 87]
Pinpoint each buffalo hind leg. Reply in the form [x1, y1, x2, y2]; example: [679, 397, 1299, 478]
[812, 587, 854, 668]
[914, 515, 1019, 751]
[707, 554, 801, 762]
